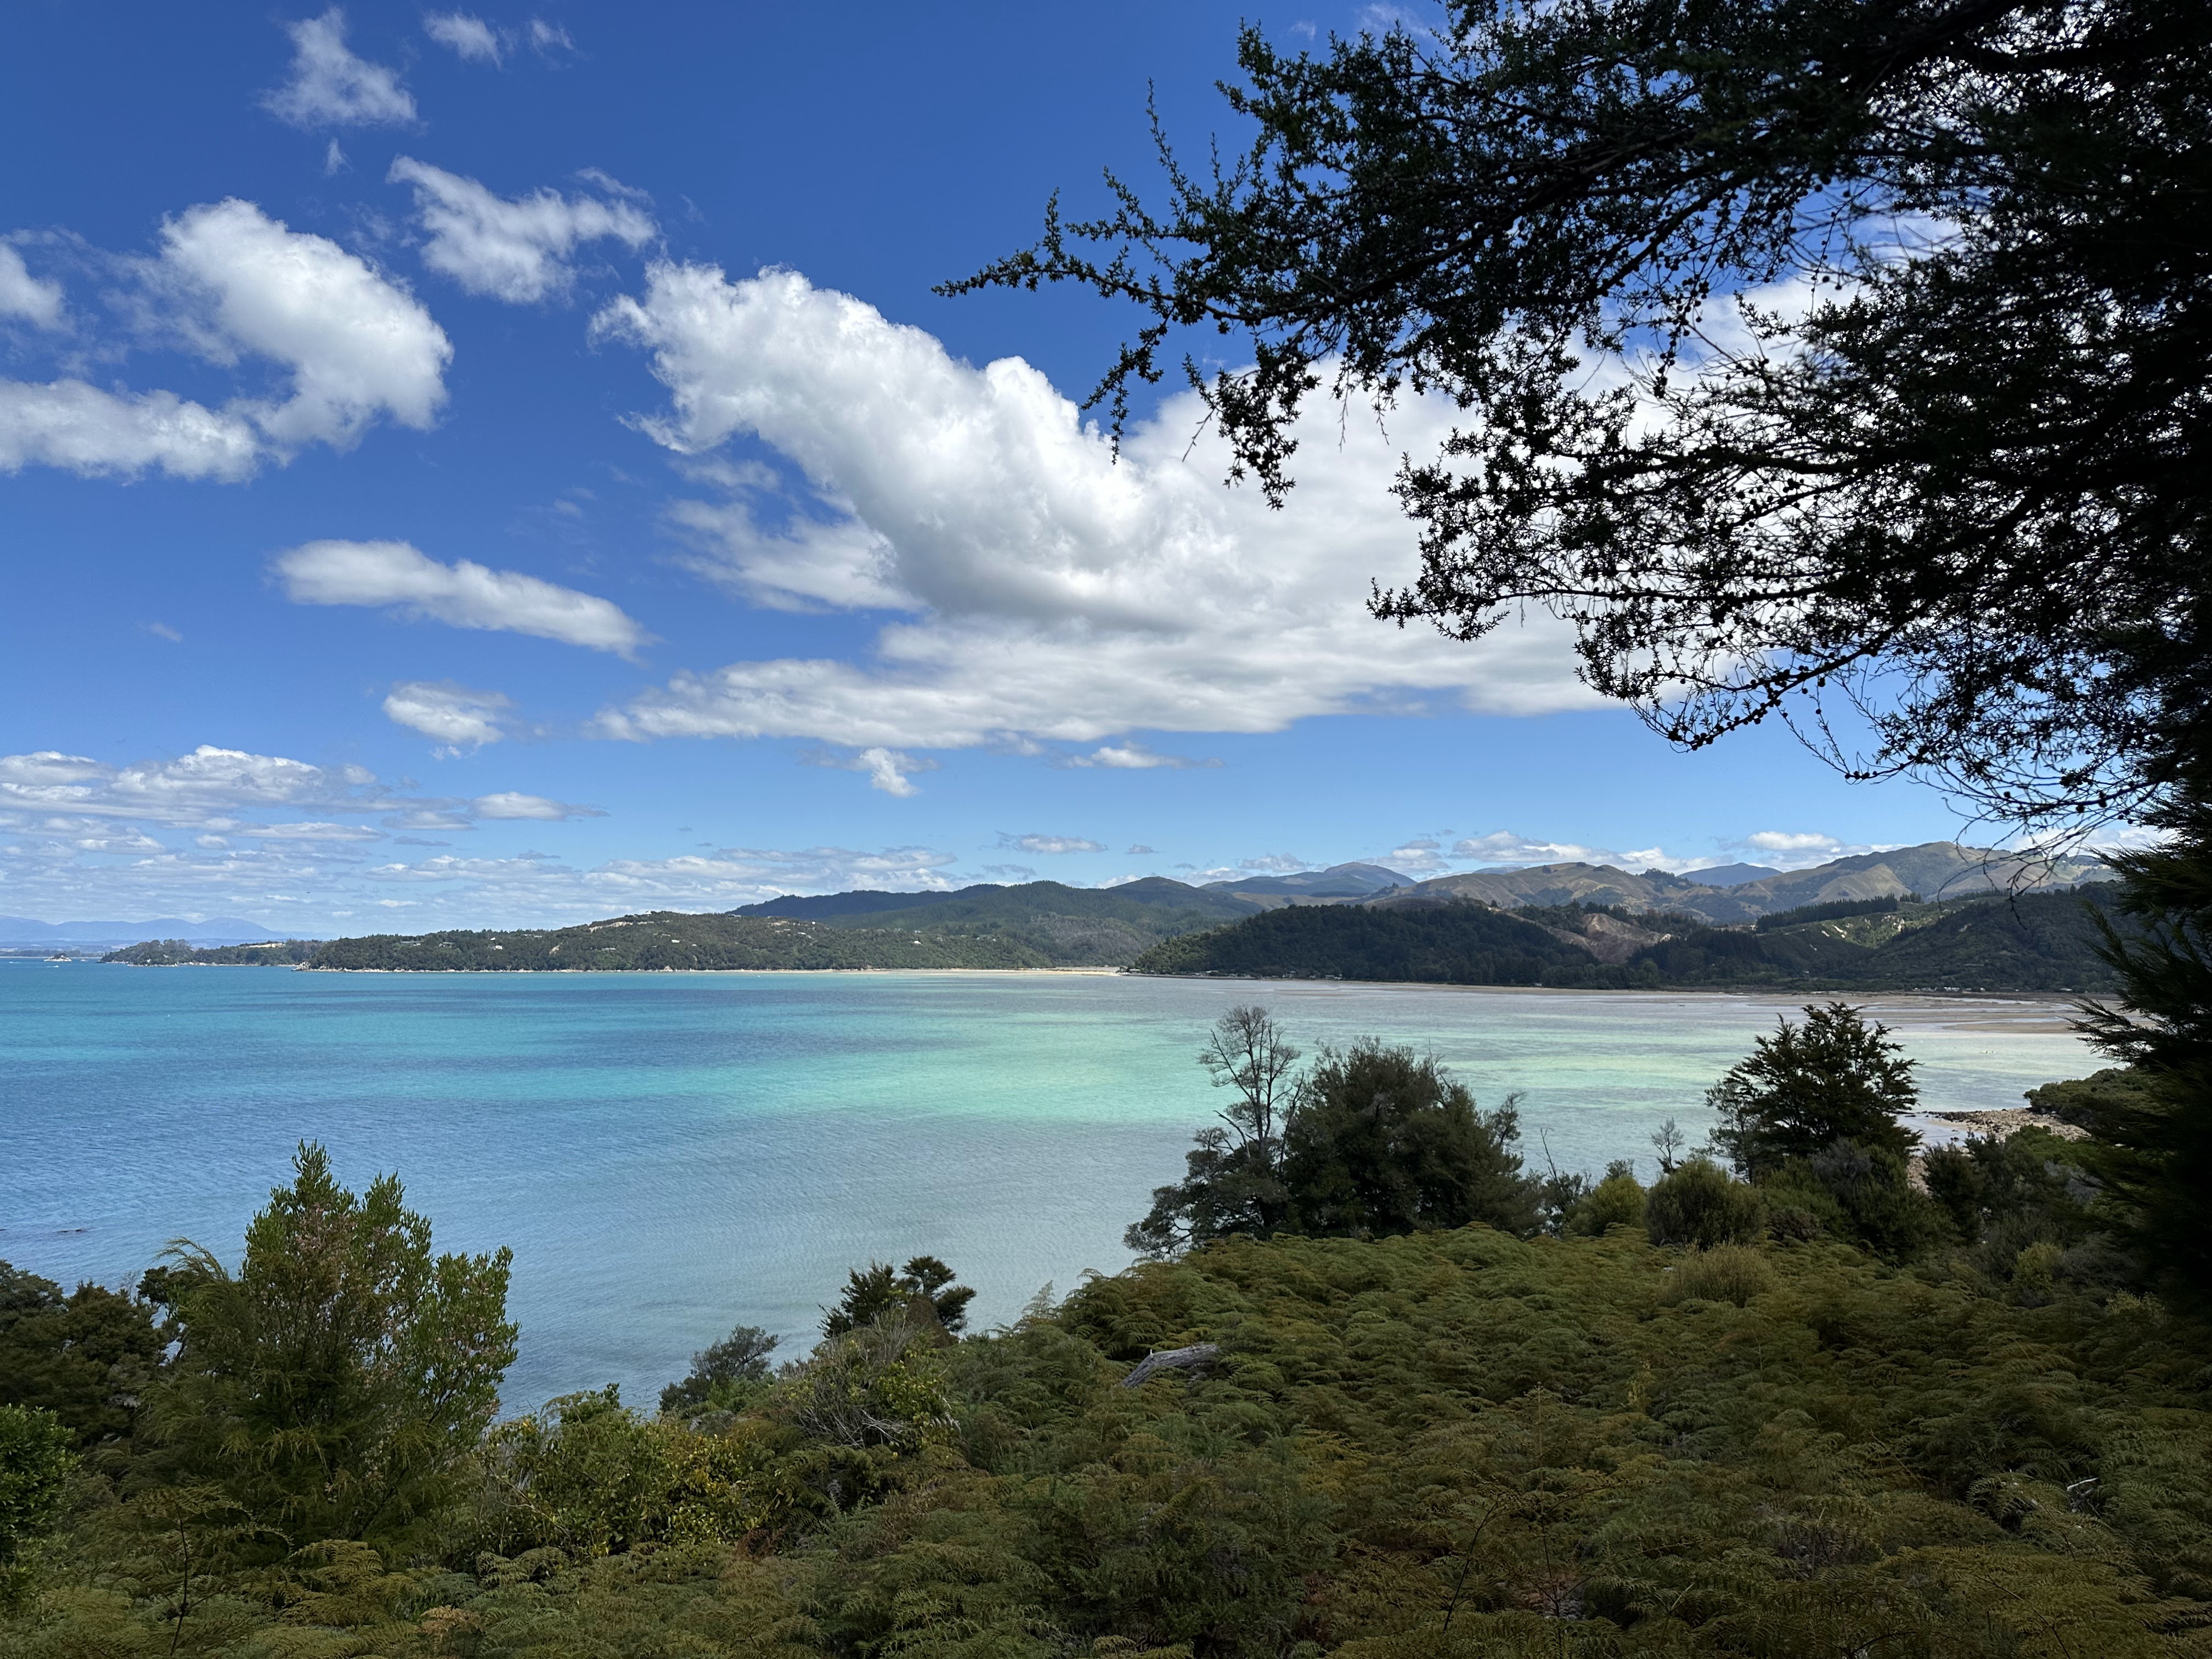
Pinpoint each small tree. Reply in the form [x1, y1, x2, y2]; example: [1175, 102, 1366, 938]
[659, 1324, 779, 1418]
[1708, 1004, 1920, 1178]
[1645, 1160, 1766, 1250]
[1278, 1041, 1539, 1239]
[152, 1143, 515, 1549]
[1199, 1004, 1301, 1150]
[823, 1257, 974, 1338]
[1127, 1006, 1299, 1256]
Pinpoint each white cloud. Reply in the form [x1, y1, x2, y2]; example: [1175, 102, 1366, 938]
[1062, 741, 1218, 770]
[0, 746, 384, 825]
[159, 199, 450, 449]
[802, 746, 935, 797]
[1741, 831, 1846, 854]
[0, 381, 263, 480]
[388, 158, 655, 303]
[1126, 844, 1156, 855]
[1451, 832, 1619, 867]
[383, 680, 514, 749]
[1000, 833, 1107, 856]
[0, 201, 450, 480]
[589, 264, 1600, 753]
[238, 821, 385, 842]
[472, 791, 603, 821]
[276, 539, 648, 655]
[424, 12, 503, 62]
[264, 8, 415, 128]
[146, 622, 184, 642]
[526, 19, 574, 53]
[0, 245, 63, 328]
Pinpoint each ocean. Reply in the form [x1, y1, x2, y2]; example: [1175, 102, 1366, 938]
[0, 961, 2097, 1410]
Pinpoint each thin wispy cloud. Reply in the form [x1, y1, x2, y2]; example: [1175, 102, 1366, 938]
[389, 158, 656, 303]
[263, 9, 415, 128]
[274, 540, 649, 656]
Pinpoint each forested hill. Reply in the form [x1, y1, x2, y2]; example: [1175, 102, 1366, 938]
[301, 912, 1068, 971]
[108, 879, 1266, 971]
[1130, 886, 2126, 992]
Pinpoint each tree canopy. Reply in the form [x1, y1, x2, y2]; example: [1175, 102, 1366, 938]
[952, 0, 2210, 830]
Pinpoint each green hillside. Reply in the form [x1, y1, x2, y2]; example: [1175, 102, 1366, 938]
[303, 911, 1057, 971]
[1131, 888, 2124, 992]
[100, 938, 321, 966]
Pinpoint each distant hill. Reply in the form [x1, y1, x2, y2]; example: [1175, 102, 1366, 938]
[1683, 862, 1782, 887]
[0, 915, 292, 947]
[1200, 861, 1409, 903]
[1131, 885, 2125, 992]
[1370, 841, 2111, 926]
[137, 878, 1268, 973]
[103, 939, 321, 966]
[303, 912, 1062, 972]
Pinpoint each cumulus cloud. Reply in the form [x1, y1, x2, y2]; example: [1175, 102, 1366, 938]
[276, 539, 648, 654]
[389, 158, 655, 303]
[424, 12, 502, 61]
[263, 9, 415, 128]
[0, 245, 63, 328]
[589, 264, 1601, 754]
[383, 680, 514, 749]
[1126, 844, 1157, 855]
[0, 381, 263, 480]
[0, 200, 450, 480]
[999, 833, 1107, 856]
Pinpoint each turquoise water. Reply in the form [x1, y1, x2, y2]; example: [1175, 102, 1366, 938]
[0, 962, 2095, 1410]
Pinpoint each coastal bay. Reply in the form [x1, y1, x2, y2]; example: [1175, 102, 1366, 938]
[1, 961, 2094, 1409]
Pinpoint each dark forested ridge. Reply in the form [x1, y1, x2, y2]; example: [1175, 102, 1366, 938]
[1132, 887, 2126, 992]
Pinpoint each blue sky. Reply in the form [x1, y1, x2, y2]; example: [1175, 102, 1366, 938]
[0, 2, 1979, 933]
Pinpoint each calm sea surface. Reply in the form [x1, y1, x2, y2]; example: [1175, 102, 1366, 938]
[0, 962, 2096, 1409]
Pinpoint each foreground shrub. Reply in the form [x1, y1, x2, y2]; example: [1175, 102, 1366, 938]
[1660, 1244, 1775, 1307]
[1644, 1158, 1765, 1248]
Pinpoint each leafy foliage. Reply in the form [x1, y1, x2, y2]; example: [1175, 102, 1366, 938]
[151, 1143, 516, 1551]
[955, 0, 2210, 830]
[2076, 760, 2212, 1308]
[1131, 1013, 1538, 1255]
[822, 1258, 976, 1339]
[0, 1267, 163, 1450]
[0, 1407, 71, 1600]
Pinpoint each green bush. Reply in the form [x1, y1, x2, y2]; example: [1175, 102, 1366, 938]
[1644, 1158, 1767, 1248]
[1660, 1243, 1776, 1306]
[1566, 1161, 1647, 1234]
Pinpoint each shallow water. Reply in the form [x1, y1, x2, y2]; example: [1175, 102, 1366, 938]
[0, 962, 2095, 1409]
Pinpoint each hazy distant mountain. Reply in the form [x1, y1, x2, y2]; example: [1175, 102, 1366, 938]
[1201, 861, 1409, 902]
[0, 915, 289, 946]
[1681, 863, 1782, 888]
[1369, 842, 2111, 925]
